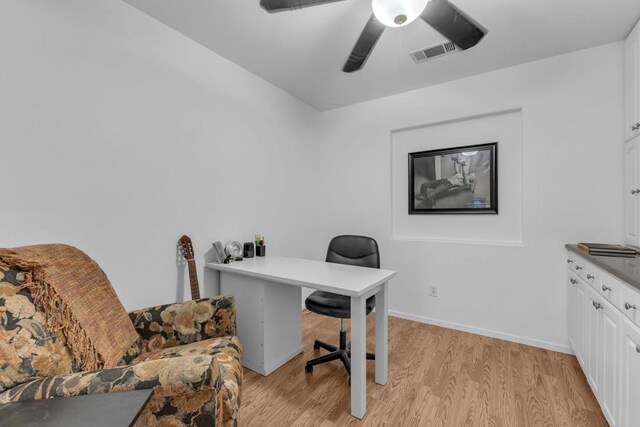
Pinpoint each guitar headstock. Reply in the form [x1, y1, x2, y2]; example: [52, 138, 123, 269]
[179, 235, 195, 261]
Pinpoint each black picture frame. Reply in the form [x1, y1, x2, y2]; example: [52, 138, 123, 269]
[408, 142, 498, 214]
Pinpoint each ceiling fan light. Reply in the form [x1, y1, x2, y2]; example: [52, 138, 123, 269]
[371, 0, 429, 28]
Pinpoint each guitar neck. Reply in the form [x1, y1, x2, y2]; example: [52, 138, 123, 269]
[186, 259, 201, 300]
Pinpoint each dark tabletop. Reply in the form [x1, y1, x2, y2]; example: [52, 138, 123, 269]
[566, 244, 640, 291]
[0, 389, 153, 427]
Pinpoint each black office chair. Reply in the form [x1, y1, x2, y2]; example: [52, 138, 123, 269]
[304, 235, 379, 381]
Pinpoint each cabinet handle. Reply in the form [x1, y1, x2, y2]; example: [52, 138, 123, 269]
[633, 189, 638, 195]
[602, 285, 611, 292]
[634, 124, 639, 131]
[637, 344, 640, 354]
[567, 259, 573, 264]
[570, 278, 578, 285]
[592, 301, 603, 310]
[587, 274, 595, 280]
[625, 302, 637, 310]
[575, 266, 583, 270]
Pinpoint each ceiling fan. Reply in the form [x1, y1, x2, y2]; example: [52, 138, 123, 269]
[260, 0, 487, 73]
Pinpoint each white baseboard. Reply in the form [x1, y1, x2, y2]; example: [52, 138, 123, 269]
[389, 310, 572, 355]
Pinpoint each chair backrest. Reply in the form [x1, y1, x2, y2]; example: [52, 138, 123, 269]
[325, 235, 380, 269]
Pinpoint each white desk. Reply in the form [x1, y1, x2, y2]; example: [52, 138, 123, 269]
[206, 256, 397, 419]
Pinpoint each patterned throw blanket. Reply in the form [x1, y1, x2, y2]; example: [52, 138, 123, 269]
[0, 245, 138, 370]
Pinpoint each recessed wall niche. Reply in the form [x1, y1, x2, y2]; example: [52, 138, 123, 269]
[391, 109, 523, 245]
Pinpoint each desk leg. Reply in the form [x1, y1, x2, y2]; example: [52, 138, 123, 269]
[375, 282, 388, 385]
[350, 295, 366, 419]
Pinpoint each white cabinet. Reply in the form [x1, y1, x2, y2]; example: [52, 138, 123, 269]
[568, 272, 586, 368]
[585, 286, 602, 396]
[567, 251, 629, 426]
[625, 19, 640, 142]
[582, 276, 621, 426]
[600, 299, 621, 426]
[601, 272, 623, 309]
[619, 318, 640, 427]
[568, 274, 577, 348]
[219, 272, 302, 375]
[625, 138, 640, 247]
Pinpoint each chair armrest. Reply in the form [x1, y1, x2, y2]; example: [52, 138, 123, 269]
[128, 295, 236, 351]
[0, 353, 220, 403]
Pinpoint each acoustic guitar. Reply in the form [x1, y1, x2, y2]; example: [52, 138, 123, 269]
[179, 235, 201, 300]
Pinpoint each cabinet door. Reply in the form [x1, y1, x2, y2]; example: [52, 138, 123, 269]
[568, 275, 576, 350]
[574, 278, 587, 368]
[619, 318, 640, 427]
[625, 21, 640, 142]
[625, 139, 640, 247]
[599, 300, 620, 426]
[585, 287, 601, 394]
[568, 274, 578, 350]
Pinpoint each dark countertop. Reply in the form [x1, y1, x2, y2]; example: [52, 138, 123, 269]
[0, 389, 153, 426]
[566, 244, 640, 291]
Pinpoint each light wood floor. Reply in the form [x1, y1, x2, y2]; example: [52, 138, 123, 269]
[239, 312, 607, 426]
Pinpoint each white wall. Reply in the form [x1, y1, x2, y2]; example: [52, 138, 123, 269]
[391, 109, 523, 244]
[0, 1, 626, 352]
[0, 0, 323, 310]
[317, 43, 625, 352]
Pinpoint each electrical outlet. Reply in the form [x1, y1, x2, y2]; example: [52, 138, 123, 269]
[430, 286, 438, 297]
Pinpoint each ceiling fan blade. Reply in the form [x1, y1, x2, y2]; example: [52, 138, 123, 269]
[260, 0, 346, 13]
[342, 14, 385, 73]
[420, 0, 487, 50]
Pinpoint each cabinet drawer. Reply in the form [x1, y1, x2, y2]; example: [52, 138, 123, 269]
[622, 284, 640, 327]
[584, 263, 602, 290]
[600, 271, 623, 308]
[568, 270, 582, 292]
[570, 257, 589, 281]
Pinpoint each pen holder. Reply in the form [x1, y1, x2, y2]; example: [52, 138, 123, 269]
[256, 245, 266, 257]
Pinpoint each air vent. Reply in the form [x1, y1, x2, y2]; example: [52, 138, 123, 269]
[410, 41, 458, 64]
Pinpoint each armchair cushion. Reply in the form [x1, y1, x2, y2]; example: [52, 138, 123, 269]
[0, 265, 76, 392]
[128, 295, 237, 354]
[133, 336, 243, 425]
[126, 295, 243, 426]
[0, 353, 222, 426]
[0, 352, 220, 402]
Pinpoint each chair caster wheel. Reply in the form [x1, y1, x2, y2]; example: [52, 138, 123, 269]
[305, 364, 313, 373]
[313, 341, 320, 350]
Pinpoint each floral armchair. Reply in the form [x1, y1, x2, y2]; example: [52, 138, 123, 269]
[0, 264, 243, 426]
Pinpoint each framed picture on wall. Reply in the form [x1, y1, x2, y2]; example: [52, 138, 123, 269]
[408, 142, 498, 214]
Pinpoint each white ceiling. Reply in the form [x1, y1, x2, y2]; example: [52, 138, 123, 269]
[125, 0, 640, 111]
